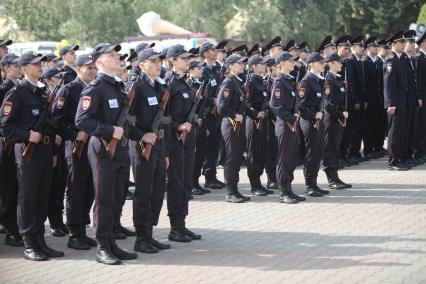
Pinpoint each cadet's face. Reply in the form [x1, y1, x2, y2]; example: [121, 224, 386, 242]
[5, 62, 21, 79]
[311, 61, 325, 73]
[270, 65, 277, 75]
[290, 50, 299, 57]
[46, 60, 58, 69]
[230, 62, 244, 74]
[78, 63, 97, 83]
[205, 49, 217, 61]
[23, 62, 43, 79]
[329, 61, 342, 73]
[97, 51, 121, 74]
[281, 60, 295, 72]
[217, 51, 226, 61]
[367, 46, 378, 56]
[352, 45, 364, 56]
[63, 50, 76, 64]
[252, 63, 266, 74]
[324, 46, 336, 56]
[140, 58, 161, 78]
[174, 57, 190, 72]
[270, 47, 283, 58]
[405, 40, 415, 54]
[191, 66, 203, 78]
[338, 46, 350, 58]
[0, 45, 8, 57]
[299, 51, 309, 60]
[393, 41, 406, 53]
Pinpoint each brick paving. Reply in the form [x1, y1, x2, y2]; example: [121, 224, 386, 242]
[1, 156, 426, 284]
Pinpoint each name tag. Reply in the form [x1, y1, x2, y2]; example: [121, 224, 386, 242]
[291, 91, 295, 97]
[210, 79, 217, 86]
[147, 96, 158, 106]
[263, 92, 268, 97]
[316, 92, 322, 98]
[340, 87, 345, 92]
[32, 109, 40, 116]
[108, 99, 118, 108]
[182, 92, 189, 99]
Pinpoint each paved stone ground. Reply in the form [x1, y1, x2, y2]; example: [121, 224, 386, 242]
[1, 156, 426, 284]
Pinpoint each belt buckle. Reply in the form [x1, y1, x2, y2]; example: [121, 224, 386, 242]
[159, 130, 165, 139]
[43, 136, 50, 144]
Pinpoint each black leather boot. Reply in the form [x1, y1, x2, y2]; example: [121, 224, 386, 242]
[96, 237, 121, 265]
[81, 225, 97, 247]
[334, 171, 352, 189]
[279, 186, 298, 204]
[134, 226, 159, 253]
[286, 183, 306, 202]
[266, 173, 278, 190]
[23, 234, 47, 261]
[57, 212, 69, 234]
[305, 177, 323, 197]
[325, 169, 346, 190]
[68, 225, 90, 250]
[108, 238, 137, 260]
[225, 183, 245, 203]
[37, 234, 64, 257]
[168, 218, 191, 242]
[5, 233, 24, 247]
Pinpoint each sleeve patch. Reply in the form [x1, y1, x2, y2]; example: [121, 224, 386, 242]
[2, 101, 12, 116]
[223, 88, 230, 98]
[274, 89, 281, 98]
[81, 96, 91, 110]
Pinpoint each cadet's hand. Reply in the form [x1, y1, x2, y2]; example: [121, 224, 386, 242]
[235, 114, 243, 122]
[142, 133, 157, 145]
[76, 131, 88, 142]
[364, 102, 368, 110]
[315, 112, 323, 120]
[257, 111, 265, 119]
[178, 122, 192, 133]
[418, 100, 423, 108]
[29, 130, 42, 143]
[165, 157, 169, 169]
[52, 155, 58, 168]
[343, 111, 349, 119]
[113, 126, 124, 140]
[197, 119, 202, 126]
[354, 103, 360, 110]
[387, 107, 396, 116]
[55, 135, 62, 146]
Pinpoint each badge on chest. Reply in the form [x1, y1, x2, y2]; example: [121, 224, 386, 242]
[316, 92, 322, 98]
[32, 109, 40, 116]
[182, 92, 189, 99]
[147, 96, 159, 106]
[108, 99, 119, 108]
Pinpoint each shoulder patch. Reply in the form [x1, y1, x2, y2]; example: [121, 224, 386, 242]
[56, 97, 65, 109]
[223, 88, 230, 98]
[2, 101, 13, 116]
[81, 96, 91, 110]
[274, 88, 281, 98]
[299, 88, 306, 98]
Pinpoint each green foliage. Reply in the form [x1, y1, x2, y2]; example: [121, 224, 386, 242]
[2, 0, 424, 48]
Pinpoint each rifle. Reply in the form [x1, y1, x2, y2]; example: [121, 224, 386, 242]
[230, 76, 251, 135]
[340, 68, 348, 127]
[140, 81, 172, 161]
[104, 78, 138, 158]
[22, 76, 65, 160]
[178, 78, 208, 143]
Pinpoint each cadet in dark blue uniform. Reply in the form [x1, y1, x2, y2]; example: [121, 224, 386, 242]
[127, 48, 171, 253]
[52, 54, 97, 250]
[383, 31, 409, 171]
[297, 52, 329, 197]
[402, 30, 422, 167]
[322, 52, 352, 190]
[245, 55, 273, 196]
[40, 68, 69, 237]
[200, 42, 225, 190]
[263, 57, 279, 190]
[166, 45, 202, 242]
[0, 51, 64, 261]
[217, 54, 252, 203]
[0, 53, 22, 247]
[75, 43, 137, 265]
[186, 60, 211, 196]
[415, 32, 426, 163]
[59, 44, 79, 85]
[270, 52, 306, 204]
